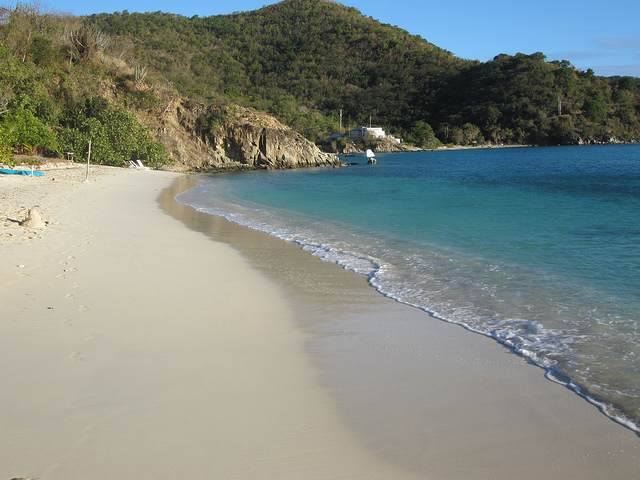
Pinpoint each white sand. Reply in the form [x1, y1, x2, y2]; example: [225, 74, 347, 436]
[1, 166, 639, 479]
[1, 167, 417, 478]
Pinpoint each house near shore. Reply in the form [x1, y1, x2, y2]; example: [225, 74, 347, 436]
[350, 126, 385, 139]
[349, 126, 402, 143]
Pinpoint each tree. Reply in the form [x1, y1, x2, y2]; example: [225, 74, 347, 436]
[0, 2, 43, 62]
[0, 122, 17, 164]
[583, 99, 606, 121]
[58, 102, 169, 166]
[461, 123, 482, 145]
[406, 120, 441, 148]
[4, 107, 59, 155]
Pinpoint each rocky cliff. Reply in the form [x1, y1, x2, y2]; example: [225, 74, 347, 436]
[321, 135, 414, 156]
[151, 100, 343, 171]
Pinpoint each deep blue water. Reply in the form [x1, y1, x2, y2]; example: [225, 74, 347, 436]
[177, 145, 640, 431]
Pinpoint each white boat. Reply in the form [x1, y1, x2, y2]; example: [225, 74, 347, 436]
[364, 148, 377, 164]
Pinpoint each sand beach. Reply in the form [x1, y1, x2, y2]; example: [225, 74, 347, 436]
[1, 165, 639, 479]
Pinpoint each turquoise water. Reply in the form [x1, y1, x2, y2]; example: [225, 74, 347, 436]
[177, 145, 640, 431]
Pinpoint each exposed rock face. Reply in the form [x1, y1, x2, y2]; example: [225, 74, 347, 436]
[374, 137, 411, 153]
[322, 136, 411, 155]
[153, 101, 343, 171]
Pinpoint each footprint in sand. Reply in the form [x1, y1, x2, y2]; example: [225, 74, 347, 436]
[75, 238, 91, 249]
[61, 319, 72, 327]
[78, 305, 89, 312]
[67, 351, 83, 362]
[56, 274, 66, 280]
[65, 293, 75, 301]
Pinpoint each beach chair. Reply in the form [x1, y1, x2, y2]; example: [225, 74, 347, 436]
[135, 160, 151, 171]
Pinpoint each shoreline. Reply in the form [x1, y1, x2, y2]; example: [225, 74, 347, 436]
[2, 167, 639, 478]
[164, 174, 640, 478]
[335, 141, 640, 157]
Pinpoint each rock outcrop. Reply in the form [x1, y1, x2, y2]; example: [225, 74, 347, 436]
[322, 136, 412, 155]
[153, 101, 343, 171]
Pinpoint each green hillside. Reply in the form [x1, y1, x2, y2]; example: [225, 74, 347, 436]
[89, 0, 470, 140]
[1, 0, 639, 165]
[88, 0, 640, 146]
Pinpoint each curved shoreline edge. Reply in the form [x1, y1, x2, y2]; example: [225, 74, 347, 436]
[165, 174, 640, 478]
[170, 168, 640, 436]
[0, 167, 638, 478]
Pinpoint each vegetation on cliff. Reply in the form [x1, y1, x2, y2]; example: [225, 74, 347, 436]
[0, 3, 172, 166]
[0, 2, 340, 169]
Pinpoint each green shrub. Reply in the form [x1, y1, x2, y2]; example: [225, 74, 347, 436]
[5, 107, 60, 155]
[405, 120, 441, 148]
[58, 102, 170, 166]
[0, 122, 17, 165]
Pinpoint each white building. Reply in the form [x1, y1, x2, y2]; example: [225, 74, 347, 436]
[349, 126, 387, 139]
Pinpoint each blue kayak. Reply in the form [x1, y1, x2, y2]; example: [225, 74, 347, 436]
[0, 168, 44, 176]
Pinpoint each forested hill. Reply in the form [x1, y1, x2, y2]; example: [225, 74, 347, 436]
[89, 0, 640, 146]
[89, 0, 470, 141]
[1, 0, 639, 158]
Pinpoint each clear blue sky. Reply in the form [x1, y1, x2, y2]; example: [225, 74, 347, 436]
[35, 0, 640, 77]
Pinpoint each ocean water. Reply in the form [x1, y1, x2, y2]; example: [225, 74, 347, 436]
[176, 145, 640, 432]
